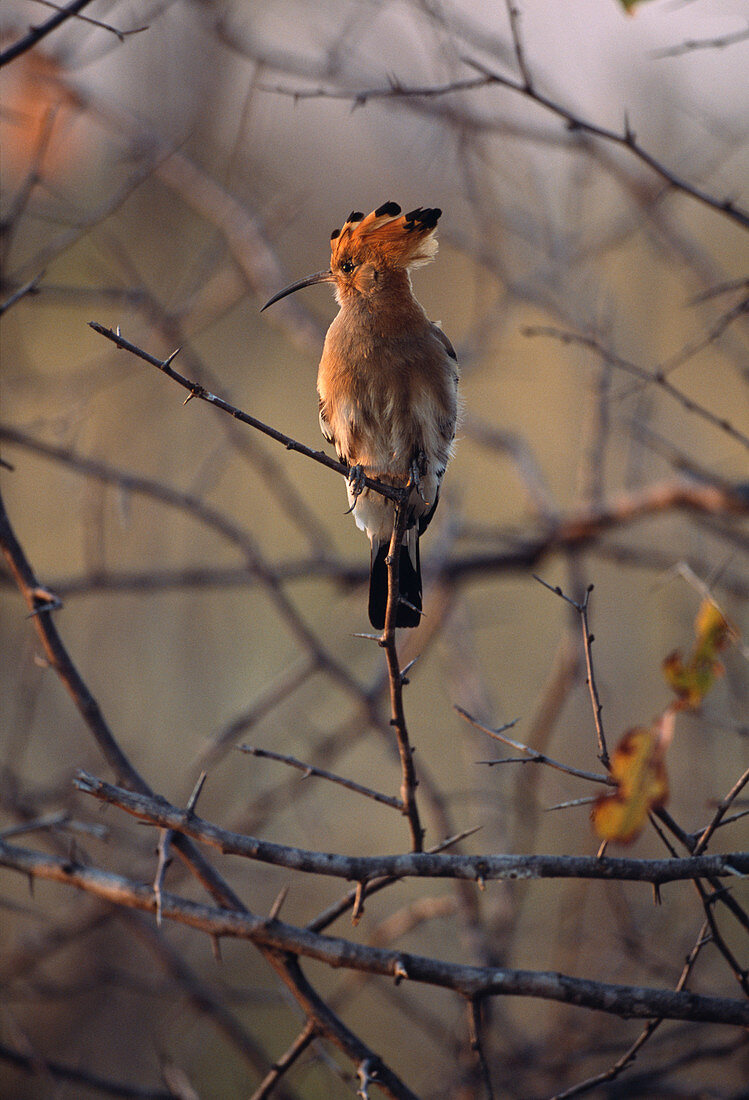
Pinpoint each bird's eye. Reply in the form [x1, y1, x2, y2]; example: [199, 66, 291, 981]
[340, 260, 355, 274]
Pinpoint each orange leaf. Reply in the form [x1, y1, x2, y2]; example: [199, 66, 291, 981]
[592, 726, 668, 844]
[694, 599, 733, 658]
[662, 649, 721, 710]
[662, 599, 733, 710]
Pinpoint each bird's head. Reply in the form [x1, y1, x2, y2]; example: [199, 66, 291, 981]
[261, 202, 441, 312]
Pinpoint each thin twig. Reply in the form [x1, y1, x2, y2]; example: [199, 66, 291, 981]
[504, 0, 531, 90]
[462, 57, 749, 232]
[31, 0, 148, 42]
[693, 878, 749, 997]
[551, 920, 713, 1098]
[693, 766, 749, 857]
[533, 580, 609, 767]
[239, 745, 403, 810]
[152, 830, 172, 928]
[249, 1020, 316, 1100]
[523, 325, 749, 450]
[0, 811, 70, 839]
[0, 1039, 174, 1098]
[380, 492, 424, 851]
[306, 826, 483, 934]
[0, 274, 44, 315]
[651, 26, 749, 59]
[456, 705, 610, 786]
[468, 996, 494, 1099]
[0, 0, 95, 67]
[260, 61, 749, 231]
[87, 323, 403, 503]
[122, 911, 296, 1091]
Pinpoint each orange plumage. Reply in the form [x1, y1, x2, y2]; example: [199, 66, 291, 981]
[263, 202, 459, 628]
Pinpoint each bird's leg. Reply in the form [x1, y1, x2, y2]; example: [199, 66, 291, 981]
[409, 451, 429, 505]
[345, 464, 367, 513]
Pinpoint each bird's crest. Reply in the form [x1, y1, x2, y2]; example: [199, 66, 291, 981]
[330, 202, 441, 271]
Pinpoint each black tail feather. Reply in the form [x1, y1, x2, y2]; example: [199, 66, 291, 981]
[368, 541, 422, 629]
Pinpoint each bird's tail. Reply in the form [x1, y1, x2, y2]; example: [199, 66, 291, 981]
[368, 538, 422, 629]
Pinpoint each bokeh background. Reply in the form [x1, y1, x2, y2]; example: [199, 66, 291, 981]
[1, 1, 747, 1096]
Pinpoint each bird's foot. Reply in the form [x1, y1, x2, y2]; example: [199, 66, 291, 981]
[345, 464, 367, 513]
[409, 456, 429, 505]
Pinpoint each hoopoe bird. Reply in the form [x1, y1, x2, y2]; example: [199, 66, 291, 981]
[262, 202, 459, 628]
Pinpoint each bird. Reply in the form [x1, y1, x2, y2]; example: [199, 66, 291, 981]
[262, 202, 459, 629]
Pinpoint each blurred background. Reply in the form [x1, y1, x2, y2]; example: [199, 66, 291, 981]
[1, 0, 747, 1096]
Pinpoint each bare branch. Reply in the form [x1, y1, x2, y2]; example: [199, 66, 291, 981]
[461, 56, 749, 232]
[2, 839, 747, 1027]
[552, 920, 713, 1098]
[88, 322, 404, 502]
[248, 1021, 316, 1100]
[523, 325, 749, 450]
[456, 705, 610, 786]
[260, 60, 749, 231]
[531, 581, 609, 767]
[307, 827, 483, 935]
[30, 1, 148, 43]
[694, 766, 749, 857]
[0, 1038, 174, 1098]
[652, 26, 749, 59]
[0, 0, 96, 67]
[380, 494, 424, 851]
[239, 745, 403, 810]
[73, 772, 749, 887]
[0, 273, 44, 315]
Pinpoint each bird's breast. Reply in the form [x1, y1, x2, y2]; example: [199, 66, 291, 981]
[317, 315, 458, 476]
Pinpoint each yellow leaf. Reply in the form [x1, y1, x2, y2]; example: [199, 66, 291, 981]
[662, 649, 721, 710]
[663, 599, 733, 710]
[592, 727, 668, 844]
[694, 599, 732, 658]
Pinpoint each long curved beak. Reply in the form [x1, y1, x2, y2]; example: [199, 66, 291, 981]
[260, 270, 334, 311]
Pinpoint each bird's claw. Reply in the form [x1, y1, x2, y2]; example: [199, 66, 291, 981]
[409, 458, 429, 505]
[346, 464, 367, 512]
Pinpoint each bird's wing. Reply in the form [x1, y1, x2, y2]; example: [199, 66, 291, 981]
[318, 396, 336, 447]
[430, 322, 457, 362]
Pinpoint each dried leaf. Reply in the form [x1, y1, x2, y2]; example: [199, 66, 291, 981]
[663, 599, 734, 711]
[592, 726, 668, 844]
[694, 599, 733, 658]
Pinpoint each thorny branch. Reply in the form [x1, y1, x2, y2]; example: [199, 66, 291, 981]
[381, 494, 425, 852]
[0, 0, 95, 67]
[552, 920, 713, 1099]
[532, 581, 609, 768]
[2, 839, 747, 1027]
[87, 322, 404, 503]
[239, 745, 403, 810]
[72, 771, 749, 887]
[0, 486, 417, 1099]
[3, 10, 748, 1092]
[3, 425, 747, 600]
[524, 325, 749, 450]
[249, 1021, 316, 1100]
[86, 322, 427, 855]
[456, 705, 610, 787]
[694, 766, 749, 857]
[260, 47, 749, 233]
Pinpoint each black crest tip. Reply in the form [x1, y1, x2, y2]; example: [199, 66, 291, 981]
[347, 210, 364, 223]
[375, 201, 401, 218]
[404, 206, 441, 231]
[330, 228, 340, 240]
